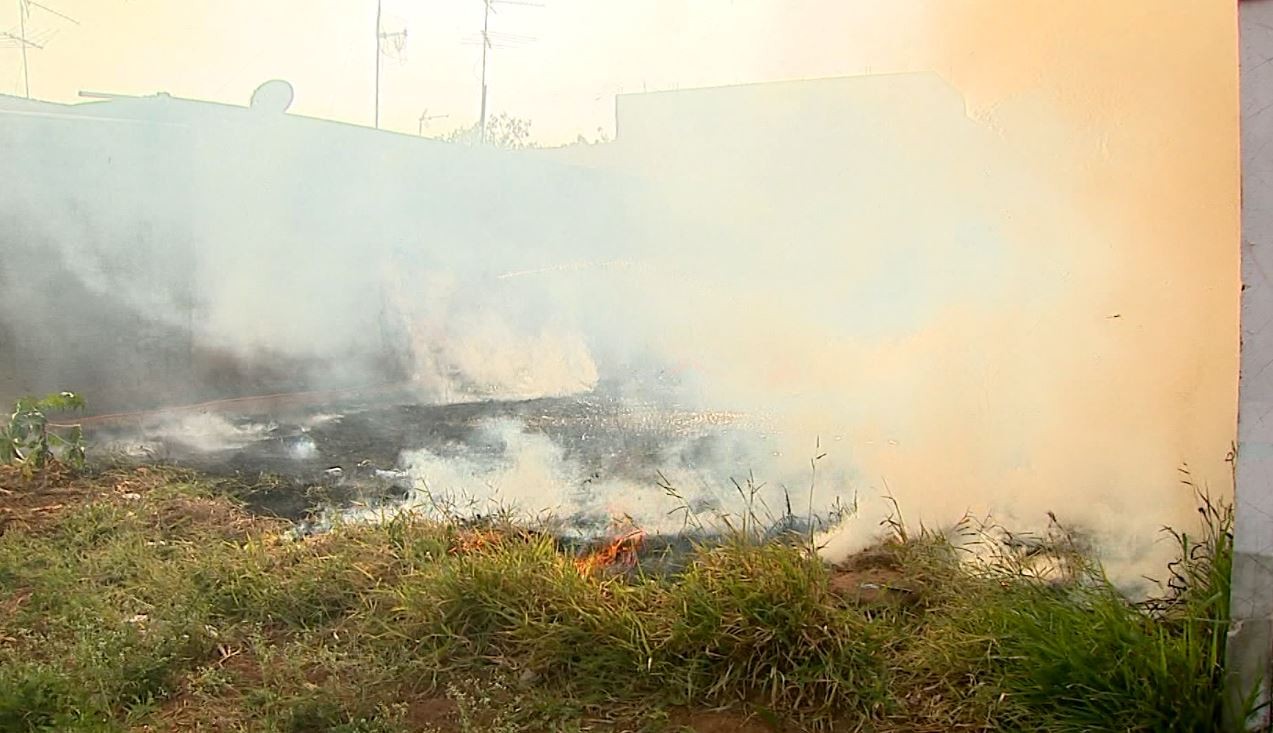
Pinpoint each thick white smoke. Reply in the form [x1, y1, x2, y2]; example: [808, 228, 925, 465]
[380, 411, 858, 541]
[382, 266, 599, 403]
[0, 71, 1232, 597]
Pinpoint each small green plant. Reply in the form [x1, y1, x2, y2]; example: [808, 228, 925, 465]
[0, 391, 87, 474]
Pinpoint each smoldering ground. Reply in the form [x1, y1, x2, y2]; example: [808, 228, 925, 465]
[0, 62, 1234, 598]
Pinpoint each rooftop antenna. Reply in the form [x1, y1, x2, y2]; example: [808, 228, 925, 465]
[3, 0, 77, 99]
[417, 108, 448, 136]
[372, 0, 407, 129]
[467, 0, 540, 143]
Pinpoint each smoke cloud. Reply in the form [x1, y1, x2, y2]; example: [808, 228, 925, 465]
[0, 3, 1238, 597]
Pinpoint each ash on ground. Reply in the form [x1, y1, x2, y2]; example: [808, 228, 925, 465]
[84, 388, 773, 527]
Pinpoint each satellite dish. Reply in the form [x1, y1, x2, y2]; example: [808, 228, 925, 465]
[249, 80, 294, 114]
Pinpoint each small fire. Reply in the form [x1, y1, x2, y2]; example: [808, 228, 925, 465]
[450, 528, 506, 555]
[575, 525, 646, 577]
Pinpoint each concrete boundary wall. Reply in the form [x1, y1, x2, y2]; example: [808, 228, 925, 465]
[1232, 1, 1273, 729]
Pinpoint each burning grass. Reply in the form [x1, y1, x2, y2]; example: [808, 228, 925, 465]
[0, 467, 1239, 732]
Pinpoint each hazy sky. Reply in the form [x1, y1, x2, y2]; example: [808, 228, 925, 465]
[4, 1, 934, 143]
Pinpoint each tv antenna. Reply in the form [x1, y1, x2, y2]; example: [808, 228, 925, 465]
[2, 0, 77, 99]
[417, 108, 448, 136]
[464, 0, 541, 142]
[373, 0, 408, 129]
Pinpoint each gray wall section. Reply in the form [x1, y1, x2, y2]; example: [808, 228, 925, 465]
[0, 103, 635, 413]
[1234, 1, 1273, 729]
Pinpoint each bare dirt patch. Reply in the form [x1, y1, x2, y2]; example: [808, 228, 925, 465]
[828, 546, 918, 606]
[145, 493, 277, 540]
[403, 696, 461, 730]
[0, 464, 158, 533]
[151, 648, 264, 732]
[667, 708, 784, 732]
[0, 464, 281, 539]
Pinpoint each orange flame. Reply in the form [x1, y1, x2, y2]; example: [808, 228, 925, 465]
[450, 528, 505, 555]
[575, 527, 646, 576]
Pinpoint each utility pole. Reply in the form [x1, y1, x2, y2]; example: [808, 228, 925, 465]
[471, 0, 540, 143]
[18, 0, 28, 98]
[478, 0, 488, 141]
[371, 0, 407, 130]
[374, 0, 381, 128]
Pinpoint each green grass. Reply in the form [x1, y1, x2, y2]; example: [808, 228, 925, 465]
[0, 466, 1240, 732]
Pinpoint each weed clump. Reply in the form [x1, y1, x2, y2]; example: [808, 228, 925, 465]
[658, 540, 891, 718]
[882, 492, 1235, 732]
[0, 392, 86, 478]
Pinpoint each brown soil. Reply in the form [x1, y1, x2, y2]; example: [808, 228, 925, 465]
[144, 493, 277, 540]
[402, 696, 461, 729]
[828, 547, 918, 605]
[667, 708, 786, 732]
[151, 647, 264, 732]
[0, 464, 281, 539]
[0, 464, 157, 533]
